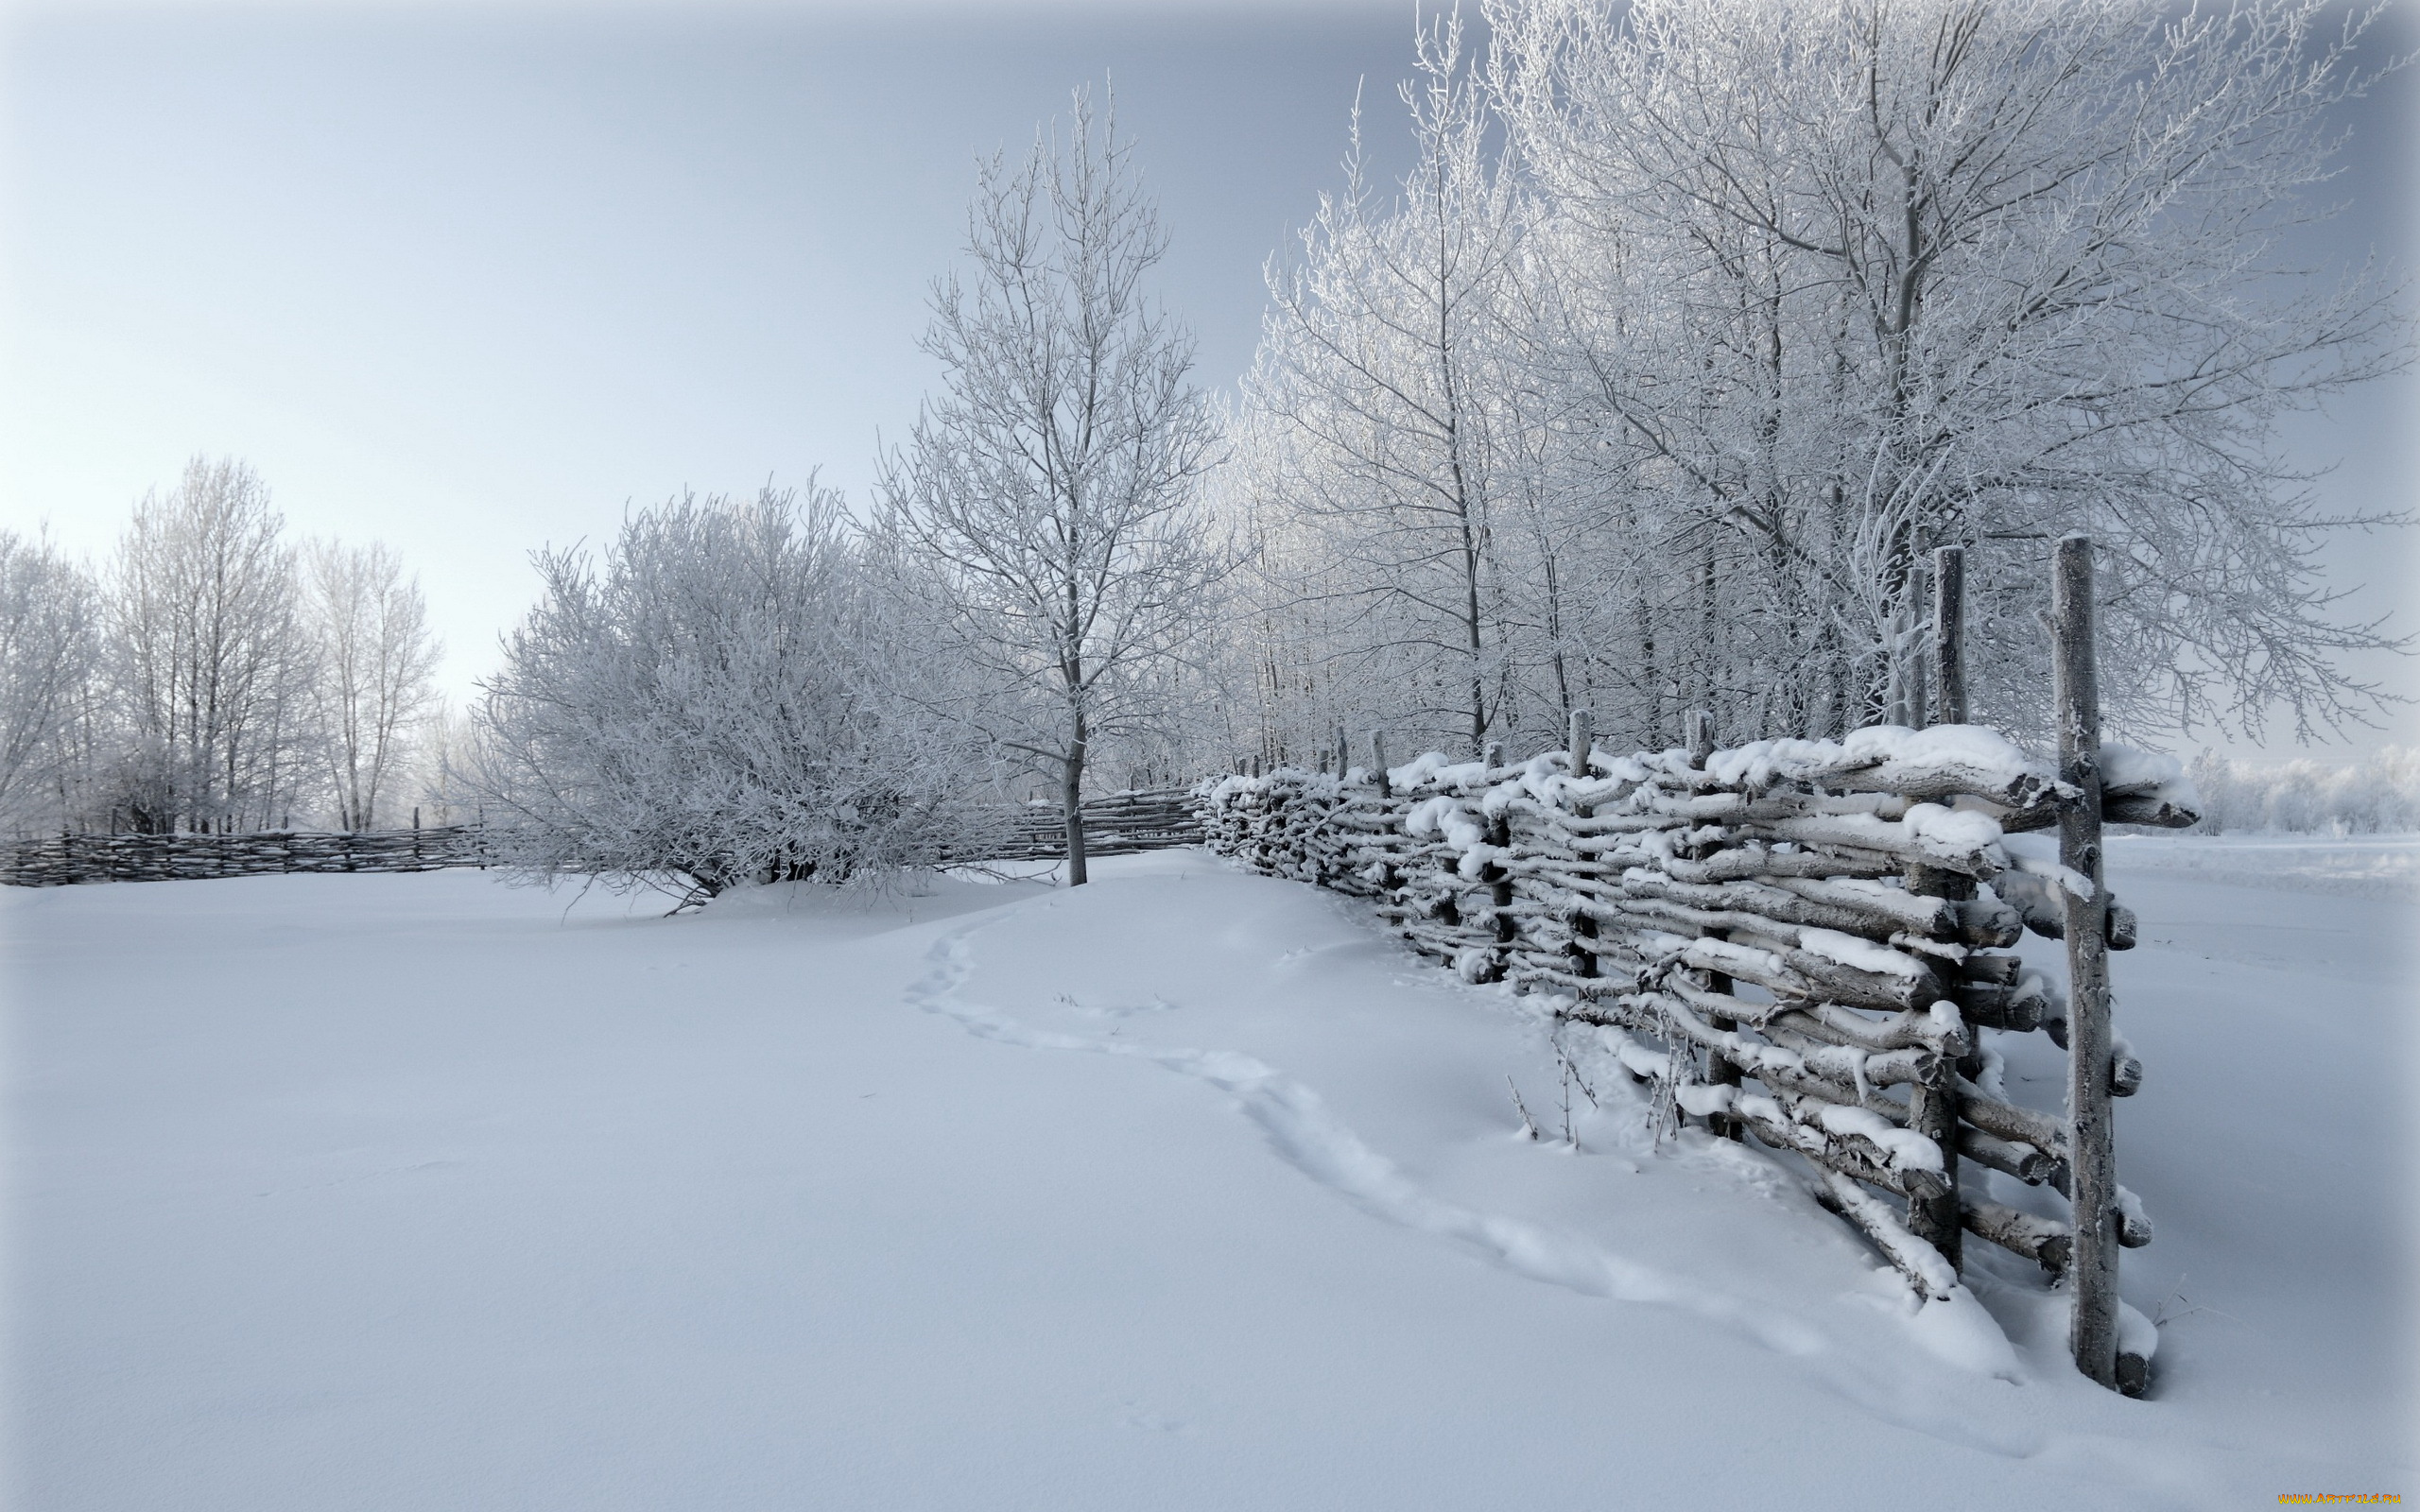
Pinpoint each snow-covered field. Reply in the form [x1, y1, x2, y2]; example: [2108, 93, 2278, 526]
[4, 843, 2411, 1509]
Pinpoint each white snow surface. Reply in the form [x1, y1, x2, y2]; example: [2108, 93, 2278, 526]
[4, 844, 2411, 1508]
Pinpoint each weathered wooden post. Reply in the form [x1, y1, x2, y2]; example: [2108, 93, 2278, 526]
[1681, 709, 1740, 1134]
[1906, 557, 1931, 730]
[1933, 546, 1967, 726]
[1565, 709, 1599, 980]
[1903, 547, 1969, 1258]
[1481, 738, 1514, 971]
[1367, 730, 1400, 901]
[2053, 533, 2120, 1389]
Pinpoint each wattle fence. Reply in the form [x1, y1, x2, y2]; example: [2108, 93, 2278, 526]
[0, 790, 1202, 888]
[0, 824, 489, 885]
[1201, 538, 2190, 1395]
[966, 789, 1202, 861]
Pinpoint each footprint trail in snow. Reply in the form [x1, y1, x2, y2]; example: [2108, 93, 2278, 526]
[902, 911, 2047, 1459]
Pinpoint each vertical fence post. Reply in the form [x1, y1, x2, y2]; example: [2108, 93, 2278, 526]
[1903, 549, 1970, 1259]
[1907, 557, 1931, 730]
[1369, 732, 1391, 799]
[1681, 708, 1739, 1132]
[2053, 533, 2120, 1389]
[1481, 739, 1514, 973]
[1685, 709, 1714, 766]
[1933, 546, 1967, 726]
[1565, 709, 1599, 981]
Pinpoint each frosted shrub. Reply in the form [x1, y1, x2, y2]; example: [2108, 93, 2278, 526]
[474, 486, 977, 900]
[2187, 748, 2420, 835]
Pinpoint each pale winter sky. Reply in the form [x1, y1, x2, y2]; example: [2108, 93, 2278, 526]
[3, 0, 2413, 757]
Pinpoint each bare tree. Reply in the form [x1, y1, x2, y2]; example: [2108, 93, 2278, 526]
[0, 531, 101, 833]
[107, 456, 320, 832]
[1246, 19, 1534, 757]
[1228, 0, 2409, 762]
[876, 88, 1223, 885]
[304, 540, 439, 831]
[1489, 0, 2411, 743]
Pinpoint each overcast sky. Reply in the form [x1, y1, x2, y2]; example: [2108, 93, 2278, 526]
[4, 0, 2413, 755]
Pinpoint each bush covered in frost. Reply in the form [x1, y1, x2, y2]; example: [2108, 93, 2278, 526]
[2185, 747, 2420, 835]
[470, 486, 982, 901]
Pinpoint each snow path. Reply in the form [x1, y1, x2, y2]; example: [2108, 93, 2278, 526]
[906, 914, 1829, 1358]
[891, 888, 2178, 1481]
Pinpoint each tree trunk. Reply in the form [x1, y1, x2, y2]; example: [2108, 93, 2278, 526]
[1063, 719, 1090, 887]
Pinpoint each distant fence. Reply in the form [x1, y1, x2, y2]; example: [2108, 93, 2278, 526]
[0, 825, 489, 885]
[0, 789, 1206, 888]
[964, 789, 1203, 861]
[1203, 539, 2194, 1396]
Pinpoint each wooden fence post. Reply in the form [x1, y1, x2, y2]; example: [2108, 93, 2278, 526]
[1933, 546, 1967, 726]
[1903, 549, 1970, 1259]
[1906, 557, 1931, 730]
[1369, 732, 1391, 798]
[2054, 533, 2120, 1389]
[1482, 738, 1514, 971]
[1680, 708, 1740, 1132]
[1565, 709, 1598, 980]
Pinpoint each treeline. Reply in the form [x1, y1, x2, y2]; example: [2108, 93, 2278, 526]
[1, 457, 440, 837]
[1219, 0, 2406, 765]
[6, 0, 2407, 892]
[2185, 748, 2420, 836]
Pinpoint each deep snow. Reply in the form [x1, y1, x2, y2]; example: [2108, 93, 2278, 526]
[3, 844, 2411, 1509]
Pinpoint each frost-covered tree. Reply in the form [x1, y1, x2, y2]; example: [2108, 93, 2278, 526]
[474, 485, 971, 902]
[304, 540, 440, 831]
[107, 456, 320, 832]
[1243, 19, 1537, 758]
[1232, 0, 2408, 764]
[1487, 0, 2410, 743]
[877, 89, 1224, 885]
[0, 531, 102, 833]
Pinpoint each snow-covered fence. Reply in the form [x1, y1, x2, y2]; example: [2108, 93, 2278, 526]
[0, 823, 489, 885]
[954, 789, 1203, 862]
[0, 789, 1206, 886]
[1201, 538, 2194, 1396]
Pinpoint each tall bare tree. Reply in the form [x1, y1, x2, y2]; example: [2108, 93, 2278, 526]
[0, 531, 101, 833]
[877, 88, 1223, 885]
[1247, 18, 1533, 757]
[1489, 0, 2411, 743]
[304, 540, 439, 831]
[108, 456, 320, 832]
